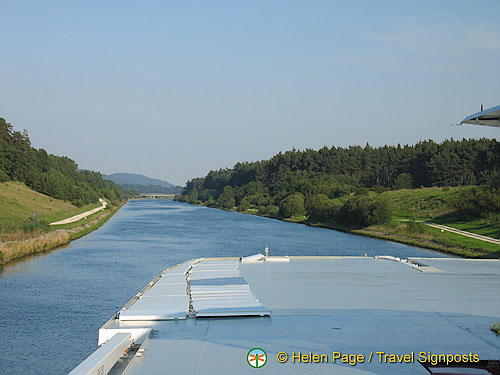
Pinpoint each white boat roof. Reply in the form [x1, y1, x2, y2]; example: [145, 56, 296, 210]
[71, 256, 500, 375]
[461, 105, 500, 127]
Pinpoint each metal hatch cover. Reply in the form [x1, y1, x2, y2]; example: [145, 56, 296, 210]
[188, 259, 271, 318]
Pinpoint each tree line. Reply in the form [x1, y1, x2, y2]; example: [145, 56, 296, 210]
[0, 118, 127, 206]
[175, 138, 499, 226]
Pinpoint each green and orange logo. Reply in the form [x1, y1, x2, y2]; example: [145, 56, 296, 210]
[247, 348, 267, 368]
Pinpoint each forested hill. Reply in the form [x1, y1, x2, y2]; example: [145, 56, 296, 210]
[103, 173, 182, 194]
[103, 173, 174, 187]
[0, 118, 126, 206]
[176, 138, 500, 213]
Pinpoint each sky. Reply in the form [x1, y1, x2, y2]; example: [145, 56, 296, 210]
[1, 1, 499, 186]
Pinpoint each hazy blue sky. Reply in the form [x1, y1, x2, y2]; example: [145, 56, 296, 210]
[1, 1, 499, 186]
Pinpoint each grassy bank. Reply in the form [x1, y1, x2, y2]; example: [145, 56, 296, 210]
[0, 182, 102, 224]
[0, 182, 126, 266]
[261, 212, 499, 258]
[66, 203, 123, 241]
[372, 187, 499, 257]
[0, 202, 124, 265]
[0, 229, 70, 265]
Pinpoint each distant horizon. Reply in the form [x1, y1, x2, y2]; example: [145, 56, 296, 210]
[1, 1, 499, 186]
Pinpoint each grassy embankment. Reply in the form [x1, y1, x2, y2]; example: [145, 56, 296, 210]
[0, 182, 124, 265]
[239, 186, 500, 258]
[370, 187, 499, 257]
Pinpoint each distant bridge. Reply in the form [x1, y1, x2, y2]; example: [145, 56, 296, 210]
[139, 193, 176, 199]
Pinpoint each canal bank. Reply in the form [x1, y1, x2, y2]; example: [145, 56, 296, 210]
[0, 201, 126, 266]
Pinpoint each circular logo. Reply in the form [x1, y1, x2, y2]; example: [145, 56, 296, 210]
[277, 352, 288, 363]
[247, 348, 267, 368]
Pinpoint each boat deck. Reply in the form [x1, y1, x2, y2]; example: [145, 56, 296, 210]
[72, 256, 500, 375]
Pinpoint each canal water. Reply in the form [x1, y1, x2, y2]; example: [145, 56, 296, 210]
[0, 200, 447, 374]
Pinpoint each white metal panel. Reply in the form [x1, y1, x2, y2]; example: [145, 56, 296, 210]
[190, 268, 238, 275]
[189, 276, 248, 286]
[191, 289, 254, 296]
[192, 263, 238, 269]
[241, 254, 265, 262]
[166, 259, 201, 275]
[194, 305, 271, 317]
[266, 256, 290, 262]
[191, 290, 253, 298]
[191, 270, 238, 275]
[69, 333, 131, 375]
[196, 260, 237, 265]
[119, 295, 189, 321]
[98, 328, 151, 347]
[191, 290, 251, 296]
[194, 294, 256, 300]
[192, 261, 238, 267]
[141, 283, 187, 297]
[190, 285, 250, 291]
[188, 270, 240, 280]
[193, 298, 261, 307]
[189, 268, 239, 273]
[157, 274, 187, 284]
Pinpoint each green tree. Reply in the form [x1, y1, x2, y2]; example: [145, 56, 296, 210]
[218, 186, 235, 209]
[370, 196, 392, 225]
[0, 169, 10, 182]
[393, 173, 413, 190]
[280, 192, 305, 217]
[206, 196, 216, 206]
[239, 197, 250, 211]
[189, 187, 199, 202]
[306, 194, 330, 222]
[261, 205, 279, 216]
[338, 194, 391, 227]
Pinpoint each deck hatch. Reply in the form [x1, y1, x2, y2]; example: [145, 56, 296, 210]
[188, 260, 270, 317]
[119, 294, 189, 321]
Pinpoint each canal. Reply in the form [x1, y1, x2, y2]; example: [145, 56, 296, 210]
[0, 200, 447, 374]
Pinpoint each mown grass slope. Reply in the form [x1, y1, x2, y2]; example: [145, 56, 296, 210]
[382, 187, 471, 220]
[374, 187, 499, 256]
[381, 187, 500, 239]
[0, 182, 100, 224]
